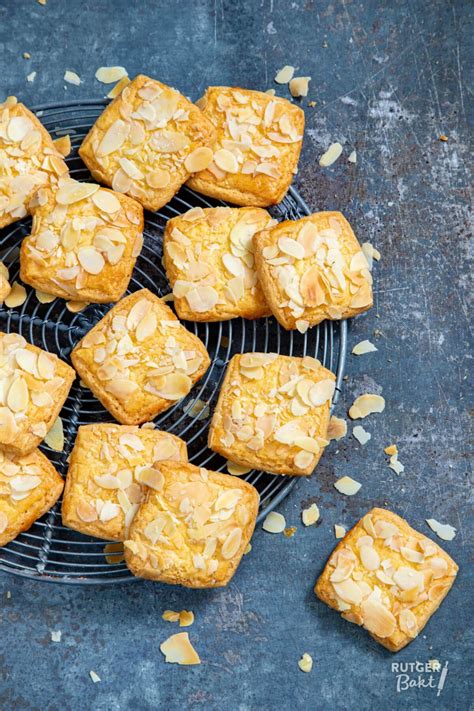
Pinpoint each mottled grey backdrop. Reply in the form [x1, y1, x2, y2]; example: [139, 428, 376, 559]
[0, 1, 472, 709]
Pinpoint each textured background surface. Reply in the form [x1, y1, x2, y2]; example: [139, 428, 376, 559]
[0, 1, 472, 709]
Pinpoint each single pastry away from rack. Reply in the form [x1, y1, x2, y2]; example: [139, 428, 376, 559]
[79, 74, 216, 212]
[314, 508, 458, 652]
[254, 211, 373, 331]
[20, 177, 144, 303]
[71, 289, 210, 425]
[0, 96, 68, 230]
[0, 332, 75, 455]
[208, 353, 334, 476]
[124, 460, 259, 587]
[163, 206, 276, 321]
[0, 447, 64, 546]
[62, 423, 187, 541]
[186, 86, 304, 207]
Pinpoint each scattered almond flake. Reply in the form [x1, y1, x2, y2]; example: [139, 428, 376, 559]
[161, 293, 174, 303]
[274, 65, 295, 84]
[348, 150, 357, 163]
[95, 66, 128, 83]
[439, 134, 448, 142]
[353, 425, 371, 445]
[244, 543, 252, 554]
[262, 511, 286, 534]
[319, 142, 343, 167]
[38, 0, 46, 5]
[352, 339, 377, 356]
[160, 632, 201, 666]
[334, 476, 361, 496]
[289, 76, 311, 97]
[284, 526, 297, 538]
[5, 282, 27, 308]
[64, 70, 81, 86]
[302, 503, 320, 526]
[26, 71, 37, 83]
[107, 75, 131, 99]
[334, 524, 346, 538]
[53, 134, 71, 156]
[162, 610, 180, 622]
[428, 660, 441, 672]
[66, 301, 89, 313]
[361, 241, 381, 268]
[384, 444, 398, 456]
[104, 542, 124, 564]
[265, 88, 276, 96]
[141, 421, 155, 430]
[388, 452, 404, 475]
[327, 416, 347, 441]
[6, 591, 11, 599]
[179, 610, 194, 627]
[426, 518, 456, 541]
[44, 417, 64, 451]
[23, 52, 31, 59]
[187, 398, 209, 421]
[89, 671, 101, 683]
[51, 630, 62, 642]
[308, 100, 317, 107]
[348, 393, 385, 419]
[35, 290, 56, 304]
[298, 653, 313, 673]
[226, 461, 251, 476]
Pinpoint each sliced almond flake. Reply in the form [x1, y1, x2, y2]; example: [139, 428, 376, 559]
[136, 311, 157, 341]
[56, 180, 99, 205]
[92, 189, 121, 214]
[295, 319, 309, 334]
[226, 461, 251, 476]
[179, 611, 194, 627]
[348, 393, 385, 419]
[185, 285, 219, 313]
[214, 148, 238, 173]
[27, 71, 37, 83]
[160, 632, 201, 665]
[361, 595, 396, 638]
[426, 518, 456, 541]
[7, 376, 29, 412]
[186, 399, 210, 421]
[105, 379, 138, 399]
[89, 671, 101, 684]
[334, 476, 361, 496]
[184, 147, 213, 173]
[352, 425, 371, 445]
[64, 70, 81, 86]
[107, 75, 131, 99]
[95, 66, 128, 83]
[274, 65, 295, 84]
[5, 282, 27, 308]
[66, 301, 89, 313]
[53, 135, 71, 156]
[44, 417, 64, 451]
[289, 76, 311, 97]
[327, 416, 347, 441]
[50, 630, 62, 642]
[384, 444, 397, 456]
[244, 543, 252, 554]
[352, 339, 377, 356]
[162, 610, 180, 622]
[262, 511, 286, 533]
[319, 142, 343, 167]
[348, 150, 357, 163]
[221, 527, 242, 559]
[265, 88, 276, 96]
[334, 524, 346, 538]
[298, 653, 313, 673]
[77, 247, 105, 275]
[309, 379, 335, 406]
[302, 503, 319, 526]
[0, 511, 8, 534]
[388, 453, 404, 475]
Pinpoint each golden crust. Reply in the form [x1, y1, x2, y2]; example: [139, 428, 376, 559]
[186, 86, 304, 207]
[0, 97, 69, 230]
[0, 448, 64, 546]
[71, 289, 210, 425]
[62, 423, 187, 542]
[79, 74, 216, 211]
[208, 353, 334, 476]
[20, 178, 144, 303]
[314, 508, 458, 652]
[0, 331, 75, 455]
[163, 206, 274, 321]
[254, 211, 373, 331]
[124, 460, 259, 587]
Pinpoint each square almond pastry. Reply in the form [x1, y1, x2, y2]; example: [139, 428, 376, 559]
[186, 86, 304, 207]
[0, 96, 68, 229]
[314, 508, 458, 652]
[62, 423, 187, 541]
[124, 461, 259, 587]
[0, 332, 75, 455]
[79, 74, 216, 211]
[254, 211, 373, 331]
[71, 289, 210, 425]
[164, 206, 276, 321]
[0, 447, 64, 546]
[208, 353, 335, 476]
[20, 177, 144, 303]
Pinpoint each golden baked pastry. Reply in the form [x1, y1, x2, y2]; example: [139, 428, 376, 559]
[0, 331, 75, 455]
[254, 211, 373, 331]
[0, 447, 64, 547]
[0, 96, 68, 230]
[186, 86, 304, 207]
[79, 74, 216, 211]
[208, 353, 334, 476]
[62, 423, 187, 541]
[163, 206, 276, 321]
[20, 176, 143, 303]
[71, 289, 210, 425]
[314, 508, 458, 652]
[124, 460, 259, 587]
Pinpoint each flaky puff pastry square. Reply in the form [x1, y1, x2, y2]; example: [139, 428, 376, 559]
[79, 75, 216, 211]
[62, 423, 187, 541]
[0, 96, 68, 230]
[254, 211, 373, 331]
[164, 206, 276, 321]
[208, 353, 335, 476]
[20, 177, 144, 303]
[186, 87, 304, 206]
[124, 461, 259, 587]
[0, 447, 64, 546]
[71, 289, 210, 425]
[314, 508, 458, 652]
[0, 332, 75, 455]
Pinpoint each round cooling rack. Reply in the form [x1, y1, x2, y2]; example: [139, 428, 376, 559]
[0, 100, 347, 584]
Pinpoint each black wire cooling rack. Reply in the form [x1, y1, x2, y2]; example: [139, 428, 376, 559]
[0, 100, 347, 584]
